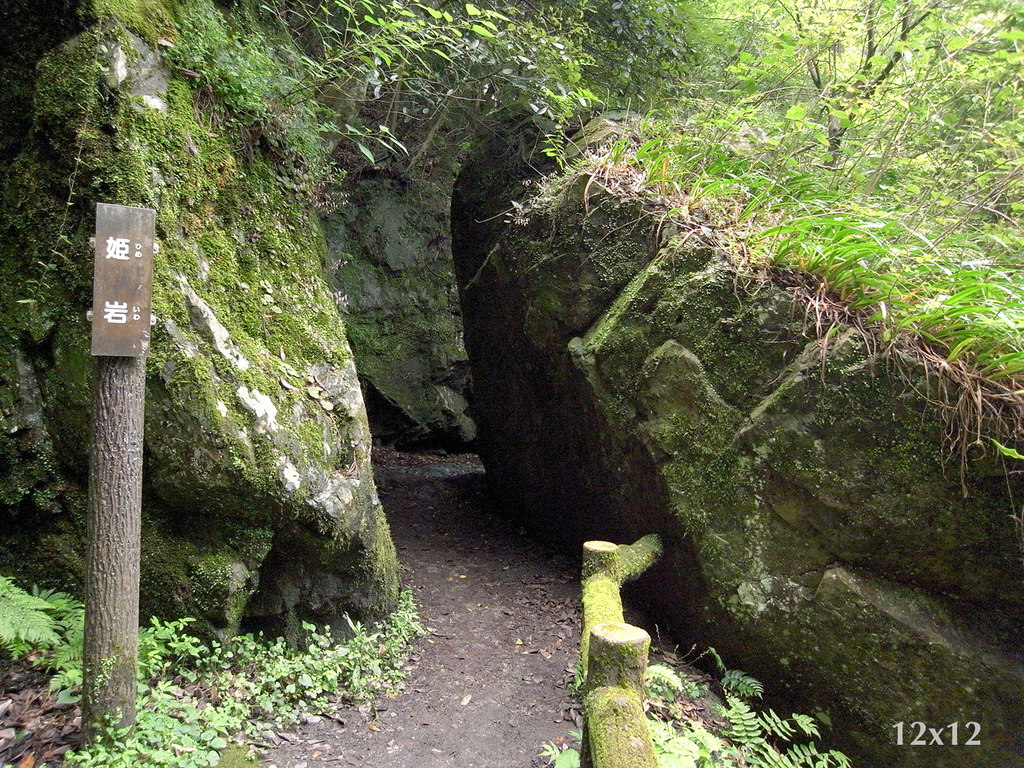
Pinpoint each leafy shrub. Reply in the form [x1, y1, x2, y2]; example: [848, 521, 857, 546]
[1, 573, 424, 768]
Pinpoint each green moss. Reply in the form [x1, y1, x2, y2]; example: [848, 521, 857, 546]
[216, 744, 261, 768]
[138, 522, 270, 637]
[363, 514, 400, 620]
[89, 0, 175, 44]
[583, 687, 658, 768]
[580, 576, 623, 674]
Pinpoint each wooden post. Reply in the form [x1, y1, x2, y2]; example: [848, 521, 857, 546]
[580, 535, 662, 679]
[582, 623, 658, 768]
[579, 537, 662, 768]
[585, 622, 650, 694]
[83, 203, 154, 740]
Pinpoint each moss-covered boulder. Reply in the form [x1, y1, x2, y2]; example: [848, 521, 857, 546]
[451, 125, 1024, 767]
[0, 0, 398, 639]
[323, 172, 474, 447]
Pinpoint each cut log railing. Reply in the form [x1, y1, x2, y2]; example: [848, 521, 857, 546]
[579, 536, 662, 768]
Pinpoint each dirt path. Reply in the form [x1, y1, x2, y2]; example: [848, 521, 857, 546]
[263, 448, 582, 768]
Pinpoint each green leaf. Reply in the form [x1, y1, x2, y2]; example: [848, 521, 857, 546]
[356, 142, 375, 163]
[56, 688, 81, 705]
[785, 104, 806, 121]
[991, 440, 1024, 461]
[465, 2, 481, 15]
[471, 24, 495, 38]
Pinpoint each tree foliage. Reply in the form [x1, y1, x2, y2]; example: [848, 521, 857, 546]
[554, 0, 1024, 481]
[693, 0, 1022, 244]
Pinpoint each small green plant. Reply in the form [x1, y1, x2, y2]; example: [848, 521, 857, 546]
[0, 575, 64, 651]
[641, 656, 851, 768]
[1, 576, 424, 768]
[647, 662, 689, 699]
[0, 576, 85, 698]
[538, 731, 582, 768]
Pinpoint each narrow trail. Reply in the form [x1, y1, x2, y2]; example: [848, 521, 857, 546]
[263, 448, 582, 768]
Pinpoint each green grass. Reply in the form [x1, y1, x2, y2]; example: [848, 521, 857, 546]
[562, 113, 1024, 460]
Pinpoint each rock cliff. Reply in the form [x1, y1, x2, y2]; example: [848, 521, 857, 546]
[0, 0, 398, 639]
[452, 124, 1024, 767]
[323, 172, 474, 448]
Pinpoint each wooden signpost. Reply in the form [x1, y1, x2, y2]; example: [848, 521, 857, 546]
[90, 203, 155, 357]
[83, 203, 155, 740]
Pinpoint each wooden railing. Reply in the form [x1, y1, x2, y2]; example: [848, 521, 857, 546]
[579, 535, 662, 768]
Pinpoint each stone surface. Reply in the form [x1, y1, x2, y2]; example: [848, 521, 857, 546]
[451, 123, 1024, 767]
[0, 0, 398, 639]
[323, 172, 474, 448]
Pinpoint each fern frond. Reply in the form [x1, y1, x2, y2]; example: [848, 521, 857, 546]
[747, 740, 797, 768]
[723, 694, 764, 743]
[790, 712, 820, 739]
[783, 742, 852, 768]
[722, 668, 764, 699]
[759, 708, 796, 740]
[32, 585, 83, 614]
[0, 575, 61, 650]
[646, 662, 686, 697]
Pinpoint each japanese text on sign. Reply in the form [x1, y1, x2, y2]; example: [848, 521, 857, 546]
[91, 204, 155, 357]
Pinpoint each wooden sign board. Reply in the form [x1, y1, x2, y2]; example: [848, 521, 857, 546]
[91, 203, 155, 357]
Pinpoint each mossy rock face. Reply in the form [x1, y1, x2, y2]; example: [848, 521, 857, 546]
[0, 0, 87, 172]
[452, 122, 1024, 767]
[0, 0, 398, 638]
[323, 174, 474, 448]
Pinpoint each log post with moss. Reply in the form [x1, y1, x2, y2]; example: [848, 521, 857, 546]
[579, 536, 662, 768]
[580, 535, 662, 679]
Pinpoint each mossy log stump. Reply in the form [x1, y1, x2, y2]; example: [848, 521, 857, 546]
[579, 536, 662, 768]
[580, 535, 662, 679]
[583, 623, 658, 768]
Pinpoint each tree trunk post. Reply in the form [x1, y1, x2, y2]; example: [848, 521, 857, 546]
[82, 354, 146, 740]
[83, 202, 154, 741]
[579, 537, 662, 768]
[580, 535, 662, 678]
[582, 622, 658, 768]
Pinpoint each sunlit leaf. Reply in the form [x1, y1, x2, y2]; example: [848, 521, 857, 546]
[992, 440, 1024, 461]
